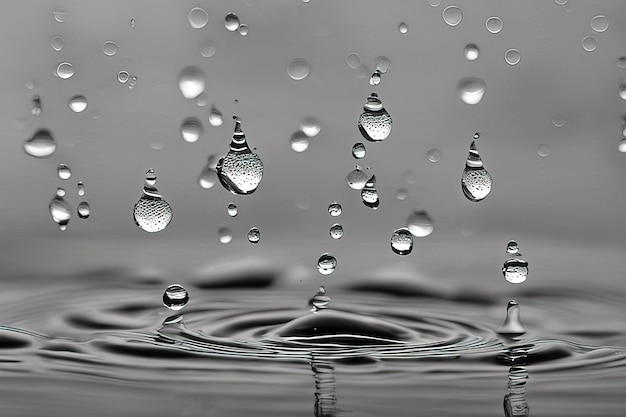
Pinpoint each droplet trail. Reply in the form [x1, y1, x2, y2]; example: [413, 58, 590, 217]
[497, 300, 526, 336]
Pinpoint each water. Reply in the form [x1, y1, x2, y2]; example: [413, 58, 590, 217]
[117, 71, 130, 84]
[30, 95, 42, 116]
[57, 163, 72, 180]
[504, 49, 521, 66]
[317, 253, 337, 275]
[300, 118, 321, 137]
[208, 107, 224, 126]
[352, 142, 366, 159]
[486, 16, 503, 34]
[68, 95, 88, 113]
[502, 259, 529, 284]
[23, 129, 56, 158]
[398, 22, 408, 34]
[132, 169, 173, 233]
[198, 156, 219, 189]
[310, 286, 330, 311]
[457, 78, 486, 105]
[461, 137, 493, 202]
[287, 58, 310, 81]
[390, 228, 413, 255]
[77, 181, 86, 197]
[290, 131, 309, 152]
[227, 202, 238, 217]
[328, 202, 342, 217]
[177, 66, 207, 99]
[224, 13, 241, 32]
[464, 44, 480, 61]
[238, 25, 249, 36]
[102, 41, 118, 57]
[582, 36, 597, 52]
[358, 93, 392, 142]
[49, 188, 71, 230]
[56, 62, 74, 79]
[162, 284, 189, 311]
[427, 148, 442, 162]
[180, 118, 203, 143]
[50, 35, 65, 51]
[247, 227, 260, 244]
[329, 223, 343, 239]
[361, 175, 380, 209]
[442, 6, 463, 27]
[217, 119, 264, 195]
[188, 7, 209, 29]
[406, 209, 434, 237]
[346, 167, 369, 190]
[590, 15, 609, 33]
[218, 227, 233, 243]
[77, 201, 91, 219]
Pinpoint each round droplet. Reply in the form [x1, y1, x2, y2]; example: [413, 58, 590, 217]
[310, 286, 330, 311]
[403, 169, 417, 184]
[497, 300, 526, 336]
[427, 148, 442, 163]
[247, 227, 260, 244]
[30, 96, 42, 116]
[188, 7, 209, 29]
[218, 227, 233, 244]
[346, 168, 368, 190]
[117, 71, 130, 84]
[178, 66, 207, 99]
[56, 62, 74, 79]
[77, 201, 91, 219]
[180, 118, 203, 143]
[457, 78, 486, 105]
[56, 188, 66, 198]
[328, 202, 342, 217]
[77, 181, 86, 197]
[618, 85, 626, 100]
[618, 139, 626, 153]
[442, 6, 463, 27]
[300, 118, 321, 137]
[200, 40, 217, 58]
[396, 188, 408, 201]
[329, 223, 344, 240]
[198, 158, 218, 189]
[358, 92, 392, 142]
[57, 163, 72, 180]
[68, 95, 87, 113]
[217, 120, 264, 195]
[290, 131, 309, 152]
[317, 253, 337, 275]
[24, 129, 56, 158]
[361, 175, 380, 209]
[582, 36, 597, 52]
[485, 16, 503, 33]
[506, 240, 519, 255]
[225, 13, 240, 31]
[287, 58, 310, 81]
[502, 258, 529, 284]
[504, 49, 521, 66]
[50, 35, 65, 51]
[555, 0, 568, 5]
[398, 22, 409, 34]
[102, 41, 118, 56]
[428, 0, 442, 6]
[345, 53, 361, 69]
[227, 202, 238, 217]
[352, 142, 366, 159]
[209, 107, 223, 126]
[406, 210, 434, 238]
[551, 114, 566, 127]
[50, 189, 71, 230]
[590, 15, 609, 33]
[464, 44, 479, 61]
[390, 228, 413, 255]
[537, 144, 551, 157]
[618, 57, 626, 69]
[238, 24, 249, 36]
[375, 56, 391, 74]
[163, 284, 189, 311]
[52, 10, 67, 23]
[133, 169, 173, 233]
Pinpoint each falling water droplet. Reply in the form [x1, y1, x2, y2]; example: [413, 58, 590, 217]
[50, 35, 65, 52]
[130, 18, 136, 28]
[369, 70, 382, 86]
[396, 188, 408, 201]
[247, 227, 260, 244]
[68, 95, 88, 113]
[310, 286, 331, 312]
[57, 163, 72, 180]
[77, 181, 86, 197]
[582, 36, 597, 52]
[442, 5, 463, 27]
[56, 62, 75, 79]
[618, 85, 626, 100]
[346, 167, 369, 190]
[537, 144, 551, 158]
[464, 44, 480, 61]
[461, 139, 493, 202]
[77, 201, 91, 219]
[551, 114, 566, 127]
[290, 131, 309, 152]
[133, 169, 173, 233]
[457, 78, 486, 105]
[398, 22, 409, 34]
[619, 139, 626, 153]
[352, 142, 366, 159]
[406, 210, 434, 237]
[427, 148, 442, 163]
[590, 15, 609, 33]
[177, 66, 207, 99]
[497, 300, 526, 336]
[358, 92, 392, 142]
[375, 56, 391, 74]
[163, 284, 189, 311]
[287, 58, 310, 81]
[390, 228, 413, 255]
[217, 119, 264, 195]
[345, 53, 361, 69]
[227, 202, 238, 217]
[200, 40, 217, 58]
[24, 129, 56, 158]
[209, 107, 224, 126]
[180, 118, 203, 143]
[329, 223, 344, 240]
[300, 118, 321, 137]
[238, 24, 249, 36]
[618, 57, 626, 69]
[117, 71, 130, 84]
[361, 175, 380, 209]
[102, 41, 118, 57]
[328, 202, 342, 217]
[504, 49, 521, 66]
[428, 0, 442, 6]
[52, 10, 67, 23]
[218, 227, 233, 244]
[49, 188, 71, 230]
[30, 96, 42, 116]
[502, 258, 529, 284]
[317, 253, 337, 275]
[198, 156, 219, 189]
[485, 16, 503, 33]
[188, 7, 209, 29]
[506, 240, 519, 255]
[224, 13, 240, 31]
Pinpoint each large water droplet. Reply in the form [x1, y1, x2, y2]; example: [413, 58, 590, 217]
[361, 175, 380, 209]
[502, 259, 529, 284]
[390, 228, 413, 255]
[217, 119, 264, 195]
[317, 253, 337, 275]
[77, 201, 91, 219]
[209, 107, 223, 126]
[329, 223, 344, 240]
[102, 41, 118, 57]
[457, 78, 486, 105]
[358, 92, 392, 142]
[464, 44, 479, 61]
[227, 202, 238, 217]
[177, 66, 207, 99]
[406, 210, 434, 237]
[582, 36, 597, 52]
[346, 167, 369, 190]
[224, 13, 240, 31]
[398, 22, 409, 34]
[461, 139, 492, 202]
[485, 16, 503, 33]
[300, 117, 321, 137]
[287, 58, 310, 81]
[188, 7, 209, 29]
[427, 148, 442, 163]
[50, 35, 65, 52]
[328, 202, 342, 217]
[198, 156, 218, 189]
[163, 284, 189, 311]
[345, 53, 361, 69]
[56, 62, 74, 79]
[133, 169, 173, 233]
[590, 15, 609, 33]
[24, 129, 56, 158]
[504, 49, 521, 66]
[442, 5, 463, 27]
[218, 227, 233, 244]
[180, 118, 203, 143]
[290, 131, 309, 153]
[506, 240, 519, 255]
[497, 300, 526, 336]
[310, 286, 331, 312]
[247, 227, 260, 244]
[57, 163, 72, 180]
[352, 142, 366, 159]
[49, 188, 71, 231]
[68, 95, 88, 113]
[77, 181, 86, 197]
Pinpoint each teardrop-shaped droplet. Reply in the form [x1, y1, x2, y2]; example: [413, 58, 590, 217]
[180, 118, 203, 143]
[361, 175, 380, 209]
[328, 202, 342, 217]
[177, 66, 207, 99]
[24, 129, 56, 158]
[317, 253, 337, 275]
[310, 286, 331, 312]
[457, 77, 486, 105]
[133, 169, 173, 233]
[208, 107, 223, 126]
[497, 300, 526, 336]
[369, 70, 382, 86]
[358, 93, 392, 142]
[163, 284, 189, 311]
[68, 95, 88, 113]
[198, 156, 218, 189]
[461, 140, 492, 202]
[329, 223, 344, 239]
[77, 181, 86, 197]
[506, 240, 519, 255]
[217, 119, 264, 195]
[346, 167, 368, 190]
[227, 202, 238, 217]
[77, 201, 91, 219]
[390, 228, 413, 255]
[247, 227, 260, 244]
[352, 142, 366, 159]
[406, 210, 434, 237]
[218, 227, 233, 244]
[502, 258, 529, 284]
[49, 188, 71, 230]
[57, 163, 71, 180]
[224, 13, 240, 31]
[31, 96, 42, 116]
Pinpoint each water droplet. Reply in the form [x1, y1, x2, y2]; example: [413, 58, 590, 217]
[582, 36, 597, 52]
[428, 0, 442, 6]
[406, 210, 434, 238]
[464, 44, 479, 61]
[227, 202, 238, 217]
[457, 78, 486, 105]
[619, 85, 626, 100]
[375, 56, 391, 74]
[427, 148, 442, 163]
[504, 49, 521, 66]
[358, 92, 392, 142]
[56, 62, 74, 79]
[218, 227, 233, 244]
[77, 181, 86, 197]
[68, 95, 87, 113]
[619, 139, 626, 153]
[24, 129, 56, 158]
[195, 92, 209, 107]
[296, 194, 311, 210]
[198, 156, 218, 189]
[310, 286, 331, 311]
[217, 119, 264, 195]
[180, 118, 203, 143]
[346, 167, 368, 190]
[345, 53, 361, 69]
[537, 144, 551, 158]
[317, 253, 337, 275]
[485, 16, 503, 33]
[290, 131, 309, 152]
[328, 202, 342, 216]
[225, 13, 240, 31]
[287, 58, 310, 81]
[49, 188, 71, 230]
[208, 107, 223, 126]
[188, 7, 209, 29]
[618, 57, 626, 69]
[502, 259, 529, 284]
[25, 79, 39, 90]
[77, 201, 91, 219]
[369, 70, 382, 86]
[555, 0, 567, 5]
[30, 96, 42, 116]
[57, 163, 72, 180]
[102, 41, 118, 56]
[52, 10, 67, 23]
[130, 18, 136, 28]
[163, 284, 189, 311]
[396, 188, 408, 200]
[390, 228, 413, 255]
[590, 15, 609, 33]
[506, 240, 519, 255]
[300, 117, 321, 137]
[361, 175, 380, 209]
[50, 35, 65, 51]
[200, 40, 217, 58]
[551, 114, 566, 127]
[128, 76, 138, 90]
[238, 24, 249, 36]
[133, 169, 173, 233]
[398, 22, 409, 34]
[177, 66, 207, 99]
[247, 227, 260, 244]
[329, 223, 344, 240]
[461, 140, 492, 202]
[497, 300, 526, 336]
[352, 142, 366, 159]
[117, 71, 130, 84]
[442, 6, 463, 27]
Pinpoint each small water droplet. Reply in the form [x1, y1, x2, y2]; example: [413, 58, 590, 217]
[537, 144, 551, 157]
[618, 139, 626, 153]
[68, 95, 88, 113]
[345, 53, 361, 69]
[128, 76, 138, 90]
[25, 79, 39, 90]
[504, 49, 521, 66]
[300, 117, 321, 137]
[217, 119, 264, 195]
[427, 148, 442, 163]
[130, 18, 136, 28]
[310, 286, 331, 311]
[396, 188, 408, 201]
[352, 142, 366, 159]
[590, 15, 609, 33]
[195, 93, 209, 107]
[361, 175, 380, 209]
[57, 163, 72, 180]
[442, 5, 463, 27]
[497, 300, 526, 336]
[208, 107, 223, 126]
[227, 202, 238, 217]
[618, 57, 626, 69]
[24, 129, 56, 158]
[502, 258, 529, 284]
[406, 210, 434, 237]
[238, 24, 249, 36]
[618, 85, 626, 100]
[551, 114, 566, 127]
[428, 0, 442, 6]
[346, 167, 368, 190]
[200, 40, 217, 58]
[188, 7, 209, 29]
[52, 10, 67, 23]
[390, 228, 413, 255]
[247, 227, 260, 244]
[582, 36, 597, 52]
[56, 62, 74, 79]
[50, 35, 65, 52]
[163, 284, 189, 311]
[225, 13, 240, 31]
[506, 240, 519, 255]
[457, 78, 486, 105]
[403, 169, 417, 184]
[296, 194, 311, 210]
[329, 223, 344, 240]
[464, 44, 479, 61]
[375, 56, 391, 74]
[555, 0, 567, 5]
[328, 202, 342, 216]
[77, 181, 86, 197]
[218, 227, 233, 244]
[77, 201, 91, 219]
[177, 66, 207, 99]
[133, 169, 173, 233]
[398, 22, 409, 34]
[102, 41, 118, 57]
[198, 156, 218, 189]
[49, 188, 71, 230]
[287, 58, 310, 81]
[461, 140, 492, 202]
[30, 96, 42, 116]
[290, 131, 309, 152]
[317, 253, 337, 275]
[358, 92, 392, 142]
[369, 70, 382, 86]
[117, 71, 130, 84]
[485, 16, 503, 33]
[180, 118, 203, 143]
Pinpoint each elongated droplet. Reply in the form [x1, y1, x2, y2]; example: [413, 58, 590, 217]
[68, 95, 88, 113]
[163, 284, 189, 311]
[358, 92, 392, 142]
[77, 201, 91, 219]
[352, 142, 366, 159]
[406, 210, 434, 237]
[247, 227, 260, 244]
[180, 117, 203, 143]
[198, 156, 218, 189]
[390, 228, 413, 255]
[31, 96, 42, 116]
[361, 175, 380, 209]
[461, 139, 492, 202]
[227, 202, 238, 217]
[328, 202, 342, 217]
[457, 77, 486, 105]
[506, 240, 519, 255]
[317, 253, 337, 275]
[57, 163, 71, 180]
[177, 66, 207, 99]
[133, 169, 173, 232]
[310, 286, 331, 312]
[77, 181, 86, 197]
[497, 300, 526, 336]
[24, 129, 56, 158]
[217, 119, 264, 195]
[502, 258, 529, 284]
[49, 188, 71, 231]
[329, 223, 343, 239]
[346, 167, 368, 190]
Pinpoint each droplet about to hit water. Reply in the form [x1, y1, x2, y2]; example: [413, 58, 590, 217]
[198, 156, 219, 189]
[464, 44, 479, 61]
[345, 53, 361, 69]
[505, 49, 521, 66]
[218, 227, 233, 244]
[485, 16, 503, 33]
[582, 36, 597, 52]
[537, 144, 551, 158]
[56, 62, 74, 79]
[77, 181, 86, 197]
[390, 228, 413, 255]
[590, 15, 609, 33]
[117, 71, 130, 84]
[317, 253, 337, 275]
[217, 119, 264, 195]
[457, 78, 486, 105]
[442, 6, 463, 27]
[224, 13, 240, 31]
[406, 210, 434, 237]
[506, 240, 519, 255]
[497, 300, 526, 336]
[247, 227, 260, 244]
[209, 107, 223, 126]
[328, 202, 342, 217]
[461, 139, 493, 202]
[290, 131, 309, 152]
[163, 284, 189, 311]
[178, 66, 207, 99]
[502, 258, 529, 284]
[369, 70, 382, 86]
[398, 22, 409, 34]
[227, 202, 238, 217]
[102, 41, 118, 56]
[24, 129, 56, 158]
[77, 201, 91, 219]
[50, 35, 65, 51]
[329, 223, 344, 240]
[346, 167, 369, 190]
[200, 40, 217, 58]
[57, 164, 71, 180]
[300, 118, 321, 137]
[31, 96, 42, 116]
[49, 188, 71, 231]
[287, 58, 310, 81]
[358, 92, 392, 142]
[238, 24, 249, 36]
[352, 142, 366, 159]
[427, 148, 442, 163]
[133, 169, 173, 233]
[68, 95, 87, 113]
[310, 286, 331, 312]
[361, 175, 380, 209]
[188, 7, 209, 29]
[180, 118, 203, 143]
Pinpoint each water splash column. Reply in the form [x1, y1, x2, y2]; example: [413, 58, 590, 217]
[311, 355, 337, 417]
[503, 345, 530, 417]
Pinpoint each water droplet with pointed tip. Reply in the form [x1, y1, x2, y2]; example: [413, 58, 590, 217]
[328, 202, 342, 217]
[57, 164, 71, 180]
[77, 181, 86, 197]
[390, 228, 413, 255]
[329, 223, 343, 240]
[224, 13, 240, 31]
[24, 129, 56, 158]
[68, 95, 87, 113]
[56, 62, 74, 79]
[227, 202, 238, 217]
[461, 140, 492, 202]
[188, 7, 209, 29]
[209, 107, 223, 126]
[406, 210, 434, 237]
[180, 118, 203, 143]
[163, 284, 189, 311]
[177, 66, 207, 99]
[358, 92, 392, 142]
[498, 300, 526, 336]
[49, 188, 71, 230]
[369, 70, 381, 86]
[317, 253, 337, 275]
[464, 44, 479, 61]
[310, 286, 330, 311]
[77, 201, 91, 219]
[506, 240, 519, 255]
[247, 227, 260, 244]
[352, 142, 366, 159]
[502, 258, 529, 284]
[361, 175, 380, 209]
[217, 119, 264, 195]
[218, 227, 233, 244]
[457, 78, 486, 105]
[346, 167, 368, 190]
[133, 169, 173, 233]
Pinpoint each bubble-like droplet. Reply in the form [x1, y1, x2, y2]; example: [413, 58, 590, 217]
[24, 129, 56, 158]
[49, 188, 71, 230]
[117, 71, 130, 84]
[464, 44, 479, 61]
[551, 114, 566, 127]
[555, 0, 567, 5]
[502, 258, 529, 284]
[390, 228, 413, 255]
[329, 223, 344, 240]
[52, 10, 67, 23]
[618, 57, 626, 69]
[198, 156, 219, 189]
[504, 49, 521, 66]
[506, 240, 519, 255]
[227, 202, 238, 217]
[77, 181, 86, 197]
[375, 56, 391, 74]
[485, 16, 503, 33]
[427, 148, 442, 163]
[247, 227, 260, 244]
[442, 5, 463, 27]
[68, 95, 87, 113]
[361, 175, 380, 209]
[618, 85, 626, 101]
[369, 70, 382, 86]
[317, 253, 337, 275]
[406, 210, 434, 238]
[428, 0, 442, 6]
[177, 66, 207, 99]
[457, 78, 486, 105]
[461, 139, 492, 202]
[130, 18, 136, 28]
[217, 119, 264, 195]
[102, 41, 118, 57]
[56, 62, 74, 79]
[582, 36, 597, 52]
[403, 169, 417, 184]
[328, 202, 342, 217]
[238, 24, 249, 36]
[300, 117, 321, 137]
[290, 131, 309, 152]
[224, 13, 240, 31]
[50, 35, 65, 51]
[345, 53, 361, 69]
[346, 167, 369, 190]
[200, 40, 217, 58]
[30, 96, 42, 116]
[537, 144, 551, 158]
[133, 169, 173, 233]
[396, 188, 408, 201]
[310, 286, 331, 312]
[352, 142, 366, 159]
[180, 118, 203, 143]
[590, 15, 609, 33]
[287, 58, 310, 81]
[57, 163, 71, 180]
[497, 300, 526, 336]
[188, 7, 209, 29]
[358, 92, 392, 142]
[619, 139, 626, 153]
[208, 107, 223, 126]
[77, 201, 91, 219]
[163, 284, 189, 311]
[398, 22, 409, 34]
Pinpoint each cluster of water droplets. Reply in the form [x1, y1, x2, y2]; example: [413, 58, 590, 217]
[461, 133, 493, 202]
[502, 240, 529, 284]
[290, 117, 321, 153]
[133, 169, 173, 233]
[224, 12, 248, 36]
